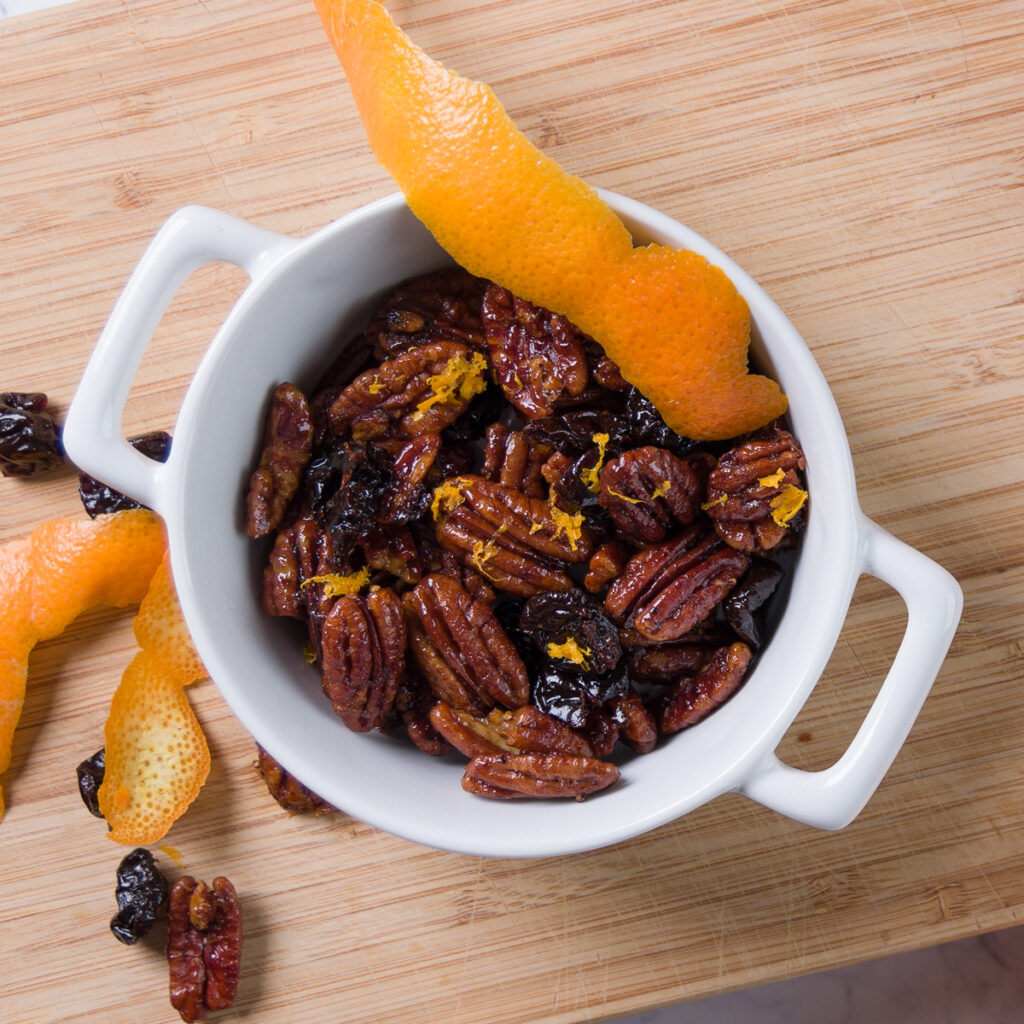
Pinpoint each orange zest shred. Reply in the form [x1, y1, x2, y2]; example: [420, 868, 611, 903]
[431, 477, 468, 520]
[650, 480, 672, 500]
[313, 0, 787, 440]
[701, 494, 727, 510]
[758, 469, 786, 489]
[769, 484, 808, 526]
[546, 638, 591, 668]
[0, 510, 165, 821]
[300, 566, 372, 598]
[607, 488, 644, 505]
[548, 498, 585, 552]
[414, 351, 488, 420]
[99, 550, 210, 845]
[580, 433, 610, 492]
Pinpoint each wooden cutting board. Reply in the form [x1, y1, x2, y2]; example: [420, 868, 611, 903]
[1, 1, 1022, 1021]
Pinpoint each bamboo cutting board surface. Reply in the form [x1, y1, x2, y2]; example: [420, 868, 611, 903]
[1, 0, 1022, 1021]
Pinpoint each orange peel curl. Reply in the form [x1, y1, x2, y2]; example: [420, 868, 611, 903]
[314, 0, 787, 439]
[100, 550, 210, 844]
[0, 510, 166, 820]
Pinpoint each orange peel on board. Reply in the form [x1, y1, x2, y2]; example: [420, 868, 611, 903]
[0, 510, 166, 820]
[100, 550, 210, 845]
[313, 0, 787, 440]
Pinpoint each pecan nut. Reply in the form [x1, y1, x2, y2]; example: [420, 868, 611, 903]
[321, 585, 406, 732]
[604, 524, 750, 642]
[430, 703, 594, 759]
[327, 341, 488, 440]
[256, 745, 332, 815]
[404, 574, 530, 712]
[598, 446, 712, 542]
[705, 422, 807, 552]
[480, 423, 551, 499]
[584, 539, 630, 594]
[245, 382, 313, 538]
[462, 753, 620, 800]
[656, 642, 753, 733]
[482, 284, 589, 418]
[167, 876, 242, 1022]
[433, 474, 593, 596]
[379, 433, 441, 524]
[610, 689, 658, 754]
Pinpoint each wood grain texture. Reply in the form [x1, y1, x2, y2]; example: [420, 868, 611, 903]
[1, 0, 1022, 1021]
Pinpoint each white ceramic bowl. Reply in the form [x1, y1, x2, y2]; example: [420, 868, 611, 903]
[63, 193, 962, 858]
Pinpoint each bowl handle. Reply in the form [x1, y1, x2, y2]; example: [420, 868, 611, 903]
[739, 515, 962, 830]
[63, 205, 297, 513]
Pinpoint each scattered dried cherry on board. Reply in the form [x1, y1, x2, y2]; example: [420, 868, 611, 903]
[110, 848, 169, 945]
[78, 431, 171, 517]
[76, 747, 106, 819]
[0, 391, 64, 477]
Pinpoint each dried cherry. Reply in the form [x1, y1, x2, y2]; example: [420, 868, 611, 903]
[723, 559, 786, 649]
[110, 847, 169, 944]
[78, 431, 171, 517]
[519, 590, 622, 675]
[0, 391, 63, 477]
[76, 747, 106, 818]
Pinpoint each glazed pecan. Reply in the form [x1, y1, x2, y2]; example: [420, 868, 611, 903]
[365, 268, 488, 359]
[627, 641, 717, 683]
[481, 423, 551, 499]
[705, 422, 807, 553]
[611, 690, 658, 754]
[462, 753, 619, 800]
[256, 745, 331, 815]
[327, 341, 488, 440]
[656, 642, 753, 734]
[245, 382, 313, 539]
[167, 876, 242, 1023]
[321, 585, 406, 732]
[404, 574, 530, 712]
[358, 525, 425, 585]
[396, 674, 453, 756]
[598, 447, 713, 542]
[604, 524, 750, 642]
[584, 539, 630, 594]
[430, 703, 594, 759]
[481, 284, 589, 418]
[433, 475, 593, 596]
[379, 433, 441, 524]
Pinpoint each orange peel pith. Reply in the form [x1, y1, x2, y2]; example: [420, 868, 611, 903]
[100, 550, 210, 844]
[313, 0, 787, 440]
[0, 510, 165, 820]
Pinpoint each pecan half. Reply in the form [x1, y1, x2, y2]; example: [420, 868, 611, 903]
[462, 753, 619, 800]
[327, 341, 488, 440]
[321, 585, 406, 732]
[404, 574, 529, 712]
[167, 876, 242, 1022]
[584, 539, 630, 594]
[482, 284, 589, 418]
[379, 433, 441, 524]
[433, 475, 593, 597]
[481, 423, 551, 499]
[705, 422, 807, 552]
[604, 524, 750, 642]
[598, 447, 712, 543]
[656, 642, 753, 733]
[365, 268, 488, 359]
[256, 746, 332, 815]
[396, 673, 452, 756]
[611, 689, 658, 754]
[245, 382, 313, 538]
[430, 703, 594, 759]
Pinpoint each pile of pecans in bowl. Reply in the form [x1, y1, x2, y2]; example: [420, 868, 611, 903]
[245, 269, 807, 800]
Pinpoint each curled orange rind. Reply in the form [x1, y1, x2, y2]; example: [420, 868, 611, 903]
[314, 0, 788, 439]
[99, 551, 210, 844]
[0, 510, 165, 819]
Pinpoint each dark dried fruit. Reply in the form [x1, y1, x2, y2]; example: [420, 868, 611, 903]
[77, 747, 106, 818]
[110, 847, 169, 945]
[723, 559, 786, 649]
[245, 383, 313, 538]
[78, 431, 171, 517]
[519, 589, 622, 675]
[379, 433, 441, 524]
[0, 391, 64, 477]
[256, 745, 331, 814]
[523, 409, 633, 457]
[530, 661, 630, 730]
[623, 386, 699, 455]
[482, 284, 589, 418]
[167, 875, 242, 1022]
